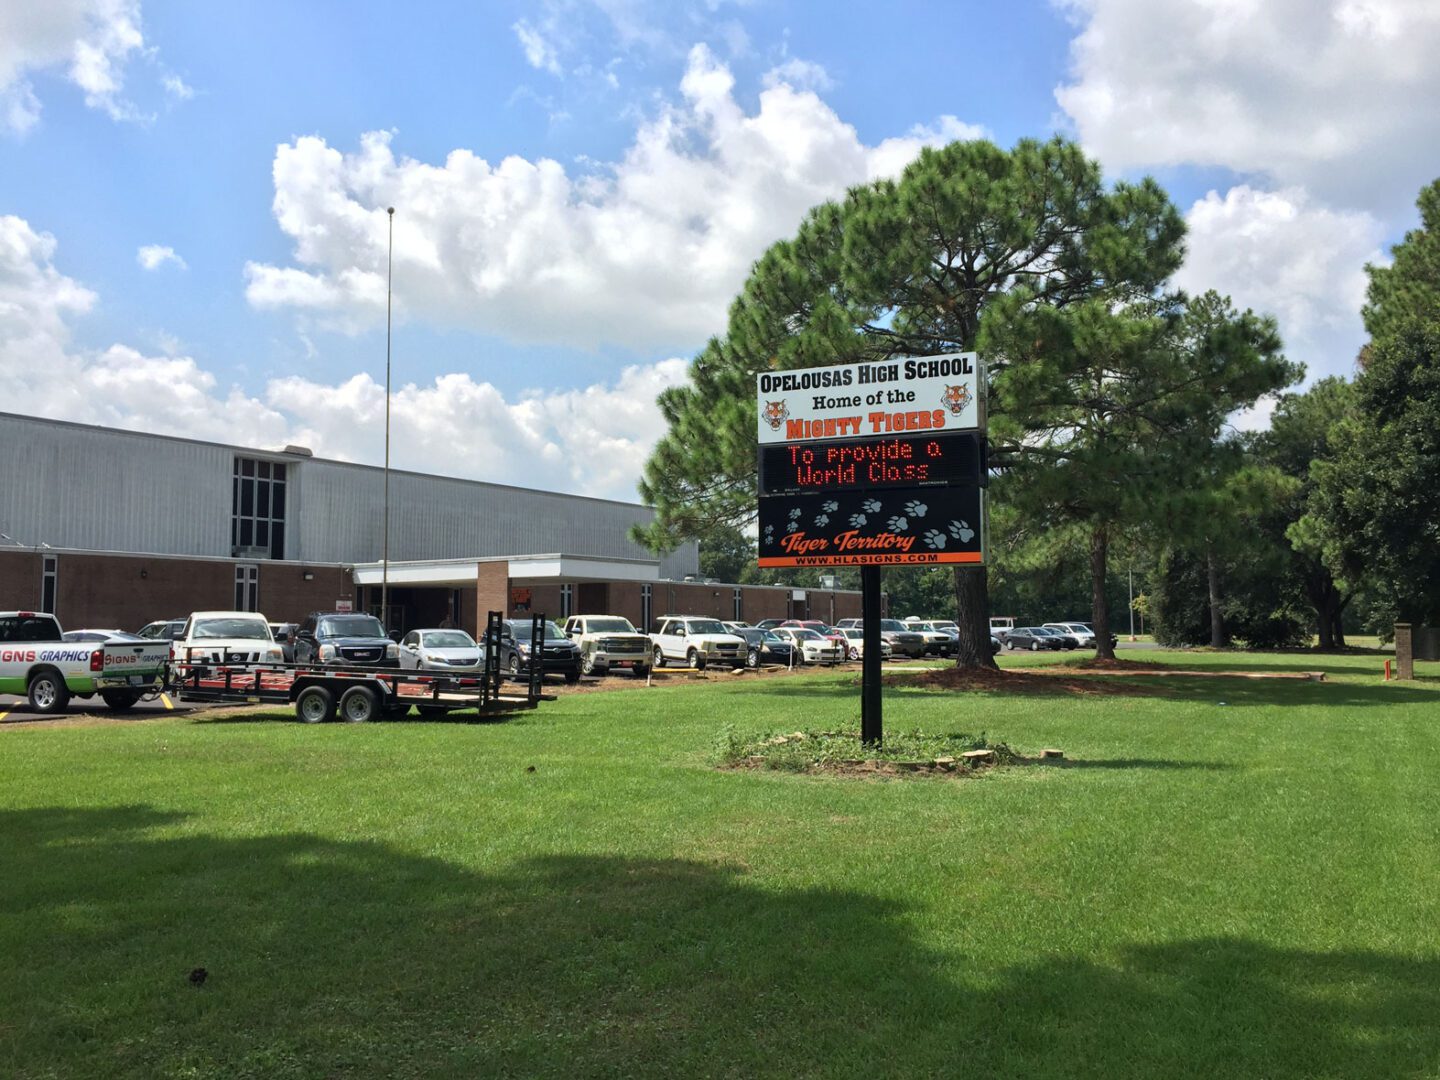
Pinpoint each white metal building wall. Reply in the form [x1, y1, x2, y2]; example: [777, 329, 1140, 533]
[0, 413, 698, 577]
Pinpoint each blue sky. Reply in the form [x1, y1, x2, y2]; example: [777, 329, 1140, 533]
[2, 0, 1436, 499]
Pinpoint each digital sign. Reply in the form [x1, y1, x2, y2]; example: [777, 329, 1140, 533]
[759, 432, 984, 496]
[757, 486, 984, 568]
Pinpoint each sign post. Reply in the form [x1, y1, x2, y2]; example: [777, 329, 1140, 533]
[755, 353, 986, 746]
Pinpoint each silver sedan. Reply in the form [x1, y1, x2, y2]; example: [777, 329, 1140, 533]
[397, 628, 485, 672]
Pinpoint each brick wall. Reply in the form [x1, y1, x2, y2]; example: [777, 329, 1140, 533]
[476, 561, 509, 627]
[0, 550, 42, 611]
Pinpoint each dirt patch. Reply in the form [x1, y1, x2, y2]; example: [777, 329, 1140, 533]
[887, 666, 1162, 697]
[1072, 657, 1171, 671]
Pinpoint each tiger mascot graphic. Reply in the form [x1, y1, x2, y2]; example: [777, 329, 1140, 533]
[941, 383, 972, 416]
[762, 399, 790, 431]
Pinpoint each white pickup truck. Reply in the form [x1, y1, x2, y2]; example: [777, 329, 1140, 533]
[0, 611, 171, 714]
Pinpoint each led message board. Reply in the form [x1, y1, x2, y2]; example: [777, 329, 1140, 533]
[758, 431, 985, 497]
[756, 353, 981, 445]
[757, 486, 983, 568]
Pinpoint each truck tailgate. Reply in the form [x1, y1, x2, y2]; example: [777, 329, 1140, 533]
[99, 642, 170, 684]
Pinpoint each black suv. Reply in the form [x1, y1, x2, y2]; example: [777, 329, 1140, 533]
[293, 612, 399, 667]
[491, 619, 581, 683]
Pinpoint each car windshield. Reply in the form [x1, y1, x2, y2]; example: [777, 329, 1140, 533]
[318, 615, 387, 638]
[879, 620, 910, 632]
[685, 620, 727, 635]
[735, 629, 763, 643]
[507, 621, 566, 641]
[193, 618, 271, 640]
[1034, 628, 1059, 636]
[423, 631, 475, 648]
[586, 618, 637, 633]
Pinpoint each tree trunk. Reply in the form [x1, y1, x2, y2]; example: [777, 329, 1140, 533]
[1091, 526, 1114, 660]
[1206, 544, 1225, 648]
[952, 564, 998, 670]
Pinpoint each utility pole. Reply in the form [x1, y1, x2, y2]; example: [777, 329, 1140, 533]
[381, 206, 394, 632]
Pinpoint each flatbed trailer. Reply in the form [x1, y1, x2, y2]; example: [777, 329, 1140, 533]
[171, 612, 554, 722]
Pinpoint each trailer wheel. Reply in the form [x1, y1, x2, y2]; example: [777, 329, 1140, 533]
[339, 685, 380, 723]
[27, 669, 70, 714]
[100, 690, 141, 711]
[295, 685, 335, 723]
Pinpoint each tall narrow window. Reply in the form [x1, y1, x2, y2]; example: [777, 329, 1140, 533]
[559, 583, 573, 619]
[733, 587, 743, 622]
[232, 457, 288, 559]
[234, 564, 259, 612]
[41, 556, 57, 614]
[641, 584, 652, 632]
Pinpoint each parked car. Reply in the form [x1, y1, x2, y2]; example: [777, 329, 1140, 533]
[991, 635, 1003, 655]
[780, 620, 850, 654]
[878, 619, 927, 659]
[650, 616, 746, 670]
[397, 628, 484, 673]
[174, 611, 286, 668]
[838, 627, 893, 661]
[62, 629, 144, 642]
[1004, 627, 1065, 651]
[0, 611, 170, 713]
[292, 612, 400, 667]
[770, 627, 844, 665]
[903, 619, 958, 656]
[563, 615, 651, 677]
[1038, 624, 1083, 649]
[754, 618, 787, 631]
[269, 622, 299, 661]
[136, 619, 186, 657]
[1043, 622, 1095, 647]
[730, 626, 797, 667]
[489, 619, 581, 683]
[1036, 624, 1082, 650]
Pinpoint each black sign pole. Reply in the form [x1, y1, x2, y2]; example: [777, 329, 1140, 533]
[861, 565, 882, 746]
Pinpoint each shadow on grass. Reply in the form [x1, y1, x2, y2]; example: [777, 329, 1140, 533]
[4, 805, 1438, 1078]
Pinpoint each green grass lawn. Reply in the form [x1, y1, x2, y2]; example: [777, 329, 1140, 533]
[3, 651, 1439, 1078]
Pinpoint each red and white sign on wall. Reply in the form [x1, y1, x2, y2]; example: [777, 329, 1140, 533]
[755, 353, 986, 569]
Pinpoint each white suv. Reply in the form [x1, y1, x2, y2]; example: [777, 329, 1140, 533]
[650, 617, 746, 670]
[174, 611, 284, 668]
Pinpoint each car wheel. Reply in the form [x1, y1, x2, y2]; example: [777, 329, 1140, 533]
[508, 654, 521, 680]
[686, 647, 704, 671]
[746, 648, 760, 669]
[581, 653, 597, 676]
[100, 690, 141, 711]
[26, 669, 70, 714]
[295, 684, 334, 724]
[339, 685, 380, 723]
[1029, 641, 1039, 651]
[848, 646, 860, 661]
[653, 645, 666, 669]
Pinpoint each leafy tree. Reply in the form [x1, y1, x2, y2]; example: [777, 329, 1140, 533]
[696, 524, 754, 585]
[1256, 378, 1356, 647]
[982, 290, 1298, 658]
[635, 137, 1186, 668]
[1301, 180, 1440, 628]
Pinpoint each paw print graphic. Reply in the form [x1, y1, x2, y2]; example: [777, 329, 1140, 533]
[849, 512, 868, 527]
[788, 507, 802, 520]
[947, 519, 975, 542]
[904, 500, 928, 518]
[922, 529, 947, 549]
[863, 498, 882, 513]
[821, 499, 839, 513]
[887, 515, 909, 532]
[814, 513, 830, 527]
[787, 520, 801, 533]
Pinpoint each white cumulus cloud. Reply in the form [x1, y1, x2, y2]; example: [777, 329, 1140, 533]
[2, 214, 690, 502]
[244, 45, 985, 349]
[1175, 185, 1386, 381]
[0, 0, 156, 133]
[513, 19, 563, 76]
[1055, 0, 1440, 212]
[136, 244, 186, 271]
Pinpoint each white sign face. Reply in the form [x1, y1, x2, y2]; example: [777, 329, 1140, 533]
[335, 599, 354, 612]
[755, 353, 982, 444]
